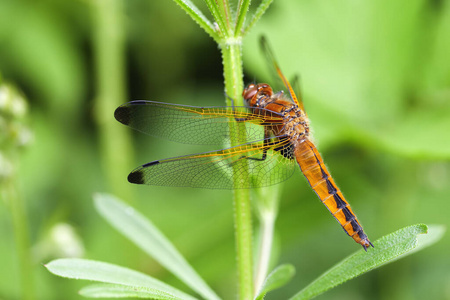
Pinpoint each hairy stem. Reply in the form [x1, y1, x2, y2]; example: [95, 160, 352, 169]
[221, 38, 254, 300]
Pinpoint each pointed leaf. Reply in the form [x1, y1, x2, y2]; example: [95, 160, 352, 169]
[171, 0, 218, 41]
[80, 283, 181, 299]
[94, 193, 221, 300]
[46, 258, 197, 300]
[289, 224, 445, 300]
[243, 0, 274, 36]
[255, 264, 295, 300]
[235, 0, 251, 35]
[204, 0, 228, 36]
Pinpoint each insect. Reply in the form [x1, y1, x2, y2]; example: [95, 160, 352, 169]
[114, 37, 373, 250]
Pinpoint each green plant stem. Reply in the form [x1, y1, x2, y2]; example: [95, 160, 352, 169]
[222, 39, 244, 106]
[91, 0, 134, 201]
[254, 211, 275, 293]
[5, 178, 35, 300]
[221, 39, 254, 300]
[233, 187, 253, 300]
[253, 184, 280, 293]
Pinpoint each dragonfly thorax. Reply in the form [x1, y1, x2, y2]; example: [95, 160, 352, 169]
[281, 107, 310, 142]
[243, 83, 310, 141]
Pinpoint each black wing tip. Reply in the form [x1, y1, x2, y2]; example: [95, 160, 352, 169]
[128, 161, 160, 184]
[114, 105, 131, 125]
[114, 101, 149, 125]
[128, 170, 145, 184]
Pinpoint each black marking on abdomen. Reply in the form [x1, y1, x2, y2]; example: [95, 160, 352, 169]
[357, 229, 368, 240]
[321, 166, 348, 211]
[326, 178, 337, 195]
[333, 193, 347, 209]
[320, 168, 338, 195]
[305, 142, 370, 247]
[351, 219, 363, 231]
[342, 207, 356, 222]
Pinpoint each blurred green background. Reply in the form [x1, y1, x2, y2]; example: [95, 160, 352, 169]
[0, 0, 449, 299]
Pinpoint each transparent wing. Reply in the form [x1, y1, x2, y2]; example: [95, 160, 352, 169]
[259, 36, 306, 112]
[114, 100, 284, 145]
[128, 138, 296, 189]
[290, 75, 307, 116]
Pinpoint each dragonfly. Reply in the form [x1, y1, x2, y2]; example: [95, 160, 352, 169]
[114, 37, 373, 250]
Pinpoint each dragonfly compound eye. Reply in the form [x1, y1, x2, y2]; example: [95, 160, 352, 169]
[243, 84, 258, 101]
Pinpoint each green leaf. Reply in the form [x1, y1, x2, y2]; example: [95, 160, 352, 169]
[398, 225, 446, 257]
[243, 0, 274, 36]
[80, 283, 181, 299]
[203, 0, 227, 36]
[235, 0, 251, 36]
[94, 193, 221, 300]
[255, 264, 295, 300]
[171, 0, 219, 41]
[45, 258, 197, 300]
[288, 224, 445, 300]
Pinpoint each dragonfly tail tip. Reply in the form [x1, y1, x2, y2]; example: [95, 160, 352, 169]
[361, 238, 374, 252]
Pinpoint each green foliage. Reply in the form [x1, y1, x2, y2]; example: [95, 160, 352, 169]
[0, 81, 34, 300]
[289, 224, 445, 300]
[80, 283, 181, 299]
[172, 0, 218, 41]
[46, 195, 443, 299]
[255, 264, 295, 300]
[46, 259, 198, 300]
[94, 193, 220, 300]
[0, 0, 449, 299]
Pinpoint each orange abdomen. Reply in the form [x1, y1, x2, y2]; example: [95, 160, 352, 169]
[294, 139, 372, 249]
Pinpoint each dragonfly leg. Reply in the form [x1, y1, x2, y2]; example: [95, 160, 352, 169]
[240, 130, 273, 162]
[224, 92, 251, 122]
[232, 135, 290, 165]
[229, 141, 270, 166]
[224, 92, 235, 104]
[246, 148, 268, 161]
[227, 149, 268, 166]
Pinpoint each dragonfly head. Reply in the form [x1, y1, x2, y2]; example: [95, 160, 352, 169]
[243, 83, 273, 108]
